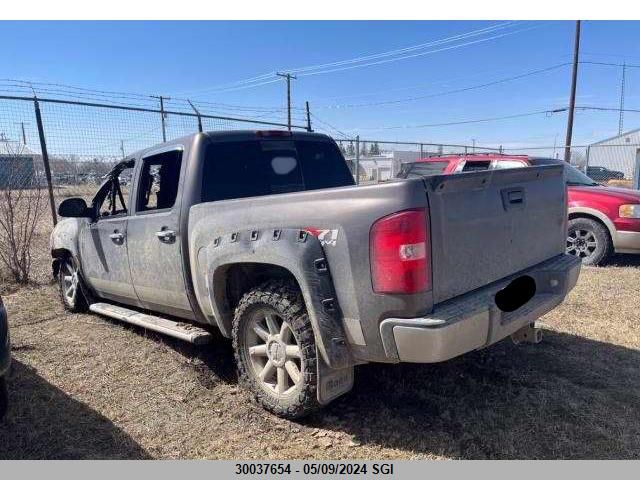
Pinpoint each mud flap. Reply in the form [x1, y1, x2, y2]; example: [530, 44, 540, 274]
[316, 346, 354, 405]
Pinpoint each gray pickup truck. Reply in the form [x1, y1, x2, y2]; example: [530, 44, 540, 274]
[50, 130, 581, 418]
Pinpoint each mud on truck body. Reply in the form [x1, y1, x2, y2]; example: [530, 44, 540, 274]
[50, 130, 581, 418]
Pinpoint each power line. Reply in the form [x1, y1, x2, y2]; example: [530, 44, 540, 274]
[295, 24, 547, 78]
[317, 105, 640, 135]
[348, 108, 568, 131]
[172, 22, 538, 97]
[317, 63, 571, 109]
[310, 113, 350, 139]
[288, 22, 517, 75]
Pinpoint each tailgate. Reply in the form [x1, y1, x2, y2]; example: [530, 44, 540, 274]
[423, 164, 566, 304]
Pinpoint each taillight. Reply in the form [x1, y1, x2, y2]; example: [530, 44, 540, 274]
[370, 208, 431, 294]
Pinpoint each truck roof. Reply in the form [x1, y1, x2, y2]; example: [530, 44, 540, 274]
[127, 130, 334, 161]
[204, 130, 332, 142]
[417, 153, 530, 163]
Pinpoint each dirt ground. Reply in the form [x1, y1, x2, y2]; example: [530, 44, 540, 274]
[0, 251, 639, 459]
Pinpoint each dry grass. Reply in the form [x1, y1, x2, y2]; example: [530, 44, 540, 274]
[0, 256, 638, 459]
[604, 179, 634, 189]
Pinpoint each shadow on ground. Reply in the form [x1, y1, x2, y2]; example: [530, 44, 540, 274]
[0, 360, 151, 459]
[303, 329, 640, 459]
[606, 253, 640, 267]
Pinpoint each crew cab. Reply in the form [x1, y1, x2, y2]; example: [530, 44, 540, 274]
[51, 131, 580, 418]
[400, 153, 640, 266]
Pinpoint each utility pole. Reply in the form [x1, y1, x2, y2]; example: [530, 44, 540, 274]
[120, 140, 125, 159]
[619, 62, 626, 135]
[277, 72, 297, 131]
[305, 101, 312, 132]
[151, 95, 169, 142]
[564, 20, 581, 163]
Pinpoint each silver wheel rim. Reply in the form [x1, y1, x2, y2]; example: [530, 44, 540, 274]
[246, 309, 303, 396]
[566, 228, 598, 258]
[61, 260, 79, 305]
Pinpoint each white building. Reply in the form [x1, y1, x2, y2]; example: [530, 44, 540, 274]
[588, 128, 640, 180]
[344, 150, 423, 182]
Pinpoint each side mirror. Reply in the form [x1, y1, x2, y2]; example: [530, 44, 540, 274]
[58, 198, 90, 218]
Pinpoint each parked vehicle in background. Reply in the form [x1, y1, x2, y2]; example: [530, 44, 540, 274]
[399, 154, 640, 266]
[586, 165, 625, 182]
[0, 295, 9, 420]
[50, 131, 579, 418]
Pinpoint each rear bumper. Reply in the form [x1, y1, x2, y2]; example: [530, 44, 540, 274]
[379, 254, 581, 363]
[0, 302, 9, 378]
[614, 230, 640, 254]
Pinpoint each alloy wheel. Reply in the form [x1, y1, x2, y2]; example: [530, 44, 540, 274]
[245, 310, 303, 395]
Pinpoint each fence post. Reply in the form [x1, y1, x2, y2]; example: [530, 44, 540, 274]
[33, 97, 58, 226]
[585, 145, 590, 171]
[152, 95, 168, 142]
[187, 100, 203, 133]
[420, 143, 424, 159]
[355, 135, 360, 185]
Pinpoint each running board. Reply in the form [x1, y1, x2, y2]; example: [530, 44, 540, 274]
[89, 302, 213, 345]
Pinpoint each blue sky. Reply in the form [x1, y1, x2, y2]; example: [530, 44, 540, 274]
[1, 20, 639, 149]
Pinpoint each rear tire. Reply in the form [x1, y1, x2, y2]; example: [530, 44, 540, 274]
[232, 280, 320, 419]
[0, 377, 7, 420]
[566, 217, 612, 266]
[57, 256, 89, 312]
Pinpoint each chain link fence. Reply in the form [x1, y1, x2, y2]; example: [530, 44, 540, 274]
[0, 94, 308, 225]
[2, 91, 640, 230]
[335, 138, 500, 184]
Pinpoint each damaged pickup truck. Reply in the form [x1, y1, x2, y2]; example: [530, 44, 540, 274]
[50, 130, 581, 418]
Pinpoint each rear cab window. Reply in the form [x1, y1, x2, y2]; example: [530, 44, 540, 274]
[201, 138, 354, 202]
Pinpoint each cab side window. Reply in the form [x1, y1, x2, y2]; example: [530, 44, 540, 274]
[136, 150, 183, 212]
[492, 160, 527, 170]
[93, 163, 134, 219]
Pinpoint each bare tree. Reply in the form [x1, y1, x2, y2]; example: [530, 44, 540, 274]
[0, 142, 46, 284]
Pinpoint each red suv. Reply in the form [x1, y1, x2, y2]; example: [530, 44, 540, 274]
[399, 154, 640, 266]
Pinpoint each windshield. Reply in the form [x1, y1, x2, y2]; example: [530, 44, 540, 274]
[565, 164, 599, 186]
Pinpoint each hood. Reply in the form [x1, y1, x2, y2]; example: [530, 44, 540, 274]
[571, 184, 640, 203]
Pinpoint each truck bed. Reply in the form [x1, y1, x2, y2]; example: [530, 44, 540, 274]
[188, 163, 567, 363]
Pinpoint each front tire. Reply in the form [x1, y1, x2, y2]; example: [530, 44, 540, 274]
[566, 217, 612, 266]
[57, 257, 88, 312]
[232, 280, 320, 419]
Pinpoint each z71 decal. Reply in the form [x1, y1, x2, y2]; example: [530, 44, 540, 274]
[304, 228, 339, 247]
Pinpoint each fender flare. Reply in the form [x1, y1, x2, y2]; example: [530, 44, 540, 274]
[203, 228, 352, 370]
[568, 206, 616, 238]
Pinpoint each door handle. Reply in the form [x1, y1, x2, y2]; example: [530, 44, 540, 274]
[109, 231, 125, 243]
[501, 188, 526, 210]
[155, 228, 176, 243]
